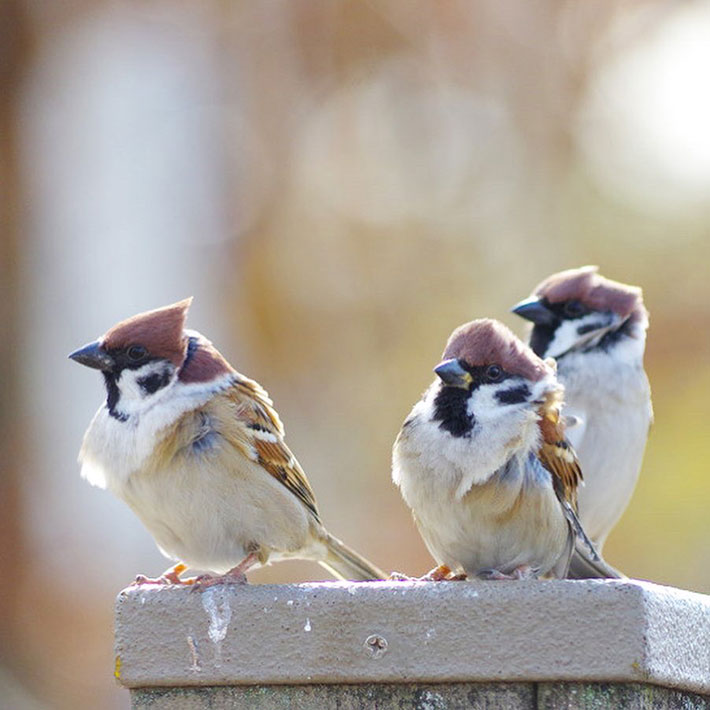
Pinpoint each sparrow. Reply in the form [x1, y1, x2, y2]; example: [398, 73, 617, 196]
[392, 318, 596, 580]
[512, 266, 652, 571]
[70, 299, 384, 585]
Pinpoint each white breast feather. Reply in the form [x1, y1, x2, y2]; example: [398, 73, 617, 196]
[393, 374, 554, 504]
[79, 373, 236, 492]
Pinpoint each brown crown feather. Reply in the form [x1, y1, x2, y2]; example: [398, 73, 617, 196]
[442, 319, 549, 382]
[102, 298, 192, 367]
[534, 266, 643, 320]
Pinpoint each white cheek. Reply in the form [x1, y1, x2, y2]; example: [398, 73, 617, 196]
[545, 320, 585, 359]
[545, 313, 614, 359]
[116, 370, 145, 402]
[466, 375, 549, 422]
[467, 384, 508, 423]
[113, 362, 176, 418]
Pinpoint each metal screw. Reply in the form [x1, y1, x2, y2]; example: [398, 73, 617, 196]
[364, 634, 388, 659]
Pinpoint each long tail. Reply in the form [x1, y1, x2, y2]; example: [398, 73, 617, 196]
[318, 530, 385, 581]
[567, 540, 625, 579]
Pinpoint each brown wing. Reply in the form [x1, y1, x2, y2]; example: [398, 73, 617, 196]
[536, 393, 583, 510]
[226, 375, 321, 522]
[535, 393, 601, 563]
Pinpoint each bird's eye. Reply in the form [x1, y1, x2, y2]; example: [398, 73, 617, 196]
[563, 300, 587, 318]
[485, 364, 504, 382]
[127, 345, 148, 361]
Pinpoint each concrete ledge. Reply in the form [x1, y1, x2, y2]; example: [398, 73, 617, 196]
[129, 683, 710, 710]
[114, 580, 710, 695]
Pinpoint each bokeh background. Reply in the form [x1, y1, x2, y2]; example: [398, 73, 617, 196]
[2, 1, 710, 707]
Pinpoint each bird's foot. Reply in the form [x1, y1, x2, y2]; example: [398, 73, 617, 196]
[477, 568, 513, 580]
[388, 566, 466, 582]
[512, 565, 537, 580]
[190, 552, 260, 591]
[132, 563, 196, 587]
[191, 570, 249, 590]
[478, 565, 537, 581]
[422, 565, 468, 582]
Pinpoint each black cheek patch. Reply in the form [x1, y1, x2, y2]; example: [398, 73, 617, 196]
[576, 321, 606, 336]
[599, 317, 632, 351]
[138, 369, 172, 395]
[495, 385, 531, 405]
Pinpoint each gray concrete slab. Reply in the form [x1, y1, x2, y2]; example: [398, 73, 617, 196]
[114, 580, 710, 694]
[130, 683, 536, 710]
[129, 683, 710, 710]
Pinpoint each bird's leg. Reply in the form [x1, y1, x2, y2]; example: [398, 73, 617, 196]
[387, 571, 416, 581]
[477, 568, 513, 580]
[192, 553, 260, 589]
[388, 565, 467, 582]
[423, 564, 468, 582]
[478, 565, 537, 581]
[133, 563, 196, 586]
[512, 564, 537, 579]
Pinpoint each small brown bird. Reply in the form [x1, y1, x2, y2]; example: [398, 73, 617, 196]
[70, 299, 384, 584]
[392, 319, 595, 579]
[512, 266, 652, 577]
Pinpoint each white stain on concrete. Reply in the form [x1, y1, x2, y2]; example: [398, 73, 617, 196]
[201, 587, 233, 644]
[186, 634, 201, 672]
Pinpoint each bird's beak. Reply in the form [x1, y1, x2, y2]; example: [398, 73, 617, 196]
[434, 358, 472, 388]
[68, 340, 115, 371]
[511, 296, 556, 326]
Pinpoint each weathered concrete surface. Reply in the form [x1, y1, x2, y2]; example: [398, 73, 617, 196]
[114, 580, 710, 694]
[130, 682, 535, 709]
[537, 682, 710, 709]
[130, 683, 710, 710]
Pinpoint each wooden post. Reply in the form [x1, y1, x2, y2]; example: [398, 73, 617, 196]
[115, 579, 710, 709]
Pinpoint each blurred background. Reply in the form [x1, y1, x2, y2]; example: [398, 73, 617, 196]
[2, 1, 710, 707]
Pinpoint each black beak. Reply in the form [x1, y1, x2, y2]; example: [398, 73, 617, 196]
[511, 297, 556, 326]
[434, 358, 472, 388]
[68, 340, 114, 371]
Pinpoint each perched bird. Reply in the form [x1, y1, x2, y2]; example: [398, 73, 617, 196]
[70, 299, 384, 585]
[512, 266, 652, 563]
[392, 318, 595, 580]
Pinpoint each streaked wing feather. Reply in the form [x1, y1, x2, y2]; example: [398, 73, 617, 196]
[538, 437, 582, 509]
[536, 395, 583, 510]
[228, 375, 321, 521]
[536, 394, 598, 560]
[233, 377, 285, 434]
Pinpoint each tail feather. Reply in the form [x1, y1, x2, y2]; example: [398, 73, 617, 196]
[318, 531, 385, 581]
[567, 541, 626, 579]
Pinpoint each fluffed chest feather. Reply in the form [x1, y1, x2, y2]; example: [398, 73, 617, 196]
[84, 403, 314, 572]
[409, 453, 569, 576]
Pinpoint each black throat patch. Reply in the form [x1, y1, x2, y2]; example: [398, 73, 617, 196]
[103, 372, 128, 422]
[529, 324, 556, 357]
[432, 385, 475, 437]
